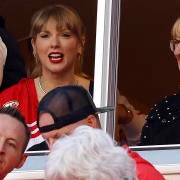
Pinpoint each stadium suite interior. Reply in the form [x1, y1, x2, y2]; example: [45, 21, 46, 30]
[1, 0, 180, 122]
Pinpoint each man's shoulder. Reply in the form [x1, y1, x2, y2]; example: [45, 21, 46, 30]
[122, 146, 165, 180]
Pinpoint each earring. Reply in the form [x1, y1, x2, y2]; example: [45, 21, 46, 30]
[33, 50, 39, 64]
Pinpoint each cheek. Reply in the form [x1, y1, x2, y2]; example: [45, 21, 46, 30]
[35, 41, 49, 55]
[37, 46, 48, 55]
[174, 54, 180, 62]
[6, 150, 20, 164]
[63, 41, 80, 53]
[174, 47, 180, 57]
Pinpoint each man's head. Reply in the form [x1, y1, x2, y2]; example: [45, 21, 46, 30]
[0, 107, 30, 179]
[45, 125, 137, 180]
[37, 85, 113, 149]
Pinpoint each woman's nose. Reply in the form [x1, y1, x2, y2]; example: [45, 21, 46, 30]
[50, 36, 60, 48]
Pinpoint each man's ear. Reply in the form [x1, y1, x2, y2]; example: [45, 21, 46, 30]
[16, 153, 28, 169]
[86, 115, 98, 128]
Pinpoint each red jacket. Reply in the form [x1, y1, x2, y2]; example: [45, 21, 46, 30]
[123, 146, 165, 180]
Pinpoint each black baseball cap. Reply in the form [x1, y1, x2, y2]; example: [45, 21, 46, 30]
[37, 85, 114, 133]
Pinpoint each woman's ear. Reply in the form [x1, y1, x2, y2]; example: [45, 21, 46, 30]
[78, 36, 86, 54]
[31, 38, 38, 62]
[16, 153, 28, 169]
[86, 115, 98, 128]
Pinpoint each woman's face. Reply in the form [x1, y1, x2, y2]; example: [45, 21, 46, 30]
[173, 36, 180, 71]
[32, 17, 82, 75]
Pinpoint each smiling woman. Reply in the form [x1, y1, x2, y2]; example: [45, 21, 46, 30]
[139, 17, 180, 146]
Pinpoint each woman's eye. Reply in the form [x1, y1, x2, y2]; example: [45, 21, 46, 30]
[62, 33, 71, 38]
[175, 39, 180, 45]
[40, 34, 49, 38]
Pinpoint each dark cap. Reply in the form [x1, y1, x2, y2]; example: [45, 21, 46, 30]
[37, 85, 114, 133]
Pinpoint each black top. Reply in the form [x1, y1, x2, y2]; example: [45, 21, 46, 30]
[139, 93, 180, 145]
[89, 79, 94, 97]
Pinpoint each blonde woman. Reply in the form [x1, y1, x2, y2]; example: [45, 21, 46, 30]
[140, 17, 180, 145]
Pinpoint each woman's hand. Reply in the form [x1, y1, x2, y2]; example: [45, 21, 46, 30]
[116, 104, 133, 124]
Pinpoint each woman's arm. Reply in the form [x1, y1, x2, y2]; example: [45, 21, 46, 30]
[0, 37, 7, 86]
[116, 91, 147, 145]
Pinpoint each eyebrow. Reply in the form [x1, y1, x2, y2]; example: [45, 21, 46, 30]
[39, 30, 49, 33]
[0, 134, 16, 142]
[6, 136, 20, 146]
[7, 137, 17, 143]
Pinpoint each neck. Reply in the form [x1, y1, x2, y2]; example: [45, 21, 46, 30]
[38, 74, 78, 94]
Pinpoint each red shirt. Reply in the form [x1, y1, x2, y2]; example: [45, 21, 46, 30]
[0, 78, 44, 150]
[123, 146, 165, 180]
